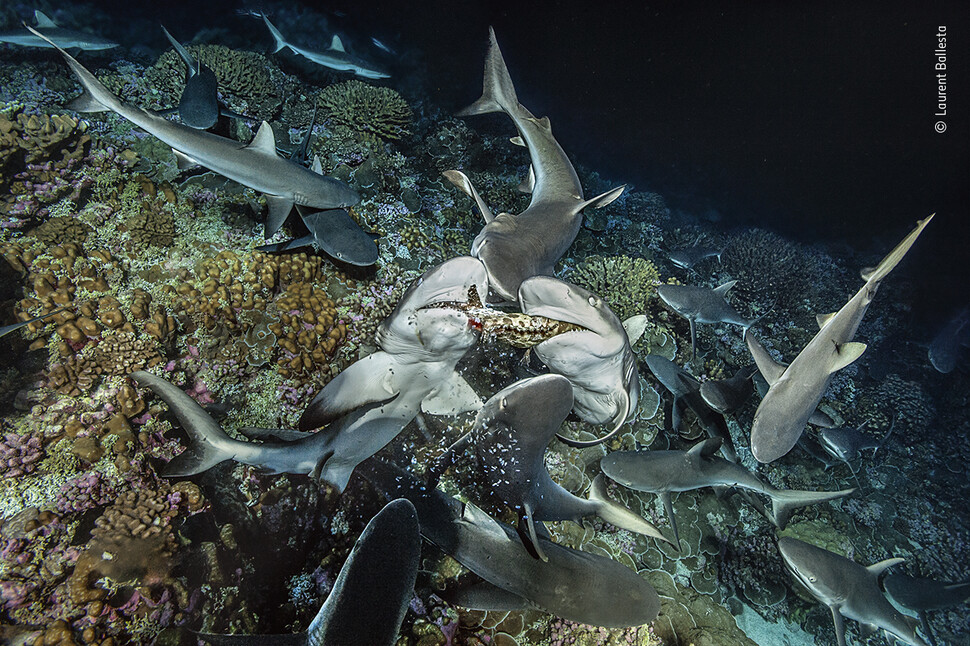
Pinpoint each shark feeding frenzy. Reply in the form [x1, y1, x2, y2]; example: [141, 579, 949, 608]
[0, 7, 963, 646]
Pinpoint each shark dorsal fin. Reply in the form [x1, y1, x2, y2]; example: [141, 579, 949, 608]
[311, 155, 323, 175]
[34, 10, 57, 29]
[816, 312, 836, 329]
[689, 437, 723, 458]
[829, 341, 867, 372]
[622, 314, 648, 345]
[867, 557, 905, 576]
[714, 280, 737, 296]
[517, 165, 535, 193]
[247, 121, 278, 155]
[510, 136, 526, 147]
[462, 502, 507, 539]
[329, 35, 346, 52]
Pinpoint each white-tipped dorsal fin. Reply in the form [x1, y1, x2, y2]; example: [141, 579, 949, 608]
[714, 280, 737, 296]
[745, 329, 788, 385]
[329, 35, 346, 52]
[442, 170, 495, 224]
[247, 121, 278, 155]
[816, 312, 836, 329]
[517, 165, 535, 194]
[867, 557, 905, 576]
[622, 314, 648, 345]
[509, 136, 526, 147]
[311, 155, 323, 175]
[34, 10, 57, 28]
[829, 341, 867, 372]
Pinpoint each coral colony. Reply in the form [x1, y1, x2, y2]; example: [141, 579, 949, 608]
[0, 7, 965, 646]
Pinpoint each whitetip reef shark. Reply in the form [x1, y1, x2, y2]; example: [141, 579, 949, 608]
[698, 364, 757, 414]
[197, 498, 420, 646]
[656, 280, 753, 360]
[254, 12, 389, 79]
[29, 26, 360, 239]
[745, 215, 934, 463]
[134, 256, 488, 492]
[517, 276, 640, 447]
[778, 537, 929, 646]
[884, 573, 970, 646]
[359, 458, 661, 628]
[668, 238, 722, 270]
[258, 208, 379, 266]
[445, 27, 625, 302]
[601, 438, 854, 546]
[0, 10, 117, 51]
[432, 373, 670, 562]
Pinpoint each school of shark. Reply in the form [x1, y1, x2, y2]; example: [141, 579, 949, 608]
[0, 6, 967, 646]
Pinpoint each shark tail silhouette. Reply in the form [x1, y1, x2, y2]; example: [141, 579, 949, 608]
[768, 487, 855, 529]
[588, 475, 675, 547]
[260, 14, 291, 54]
[26, 26, 119, 114]
[456, 27, 518, 117]
[860, 214, 934, 286]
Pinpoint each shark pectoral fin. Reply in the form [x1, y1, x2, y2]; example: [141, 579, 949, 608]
[622, 315, 648, 345]
[745, 329, 788, 385]
[263, 194, 294, 238]
[867, 557, 905, 576]
[509, 136, 526, 147]
[67, 90, 109, 113]
[588, 474, 673, 547]
[421, 373, 482, 415]
[659, 492, 680, 550]
[442, 170, 495, 224]
[688, 437, 723, 459]
[310, 155, 323, 174]
[451, 580, 530, 612]
[151, 107, 179, 116]
[688, 319, 697, 361]
[427, 431, 473, 487]
[297, 353, 400, 431]
[670, 396, 684, 433]
[256, 234, 313, 253]
[519, 503, 549, 562]
[34, 10, 58, 28]
[830, 341, 867, 372]
[816, 312, 837, 329]
[247, 121, 279, 155]
[172, 149, 200, 170]
[557, 393, 631, 448]
[218, 106, 250, 120]
[769, 487, 855, 529]
[826, 606, 848, 646]
[237, 427, 314, 442]
[713, 280, 737, 296]
[579, 185, 626, 211]
[517, 165, 535, 193]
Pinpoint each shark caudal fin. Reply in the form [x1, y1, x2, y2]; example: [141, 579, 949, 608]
[769, 487, 855, 529]
[861, 214, 934, 287]
[25, 26, 118, 114]
[456, 27, 518, 117]
[130, 371, 238, 476]
[259, 13, 290, 54]
[588, 474, 675, 547]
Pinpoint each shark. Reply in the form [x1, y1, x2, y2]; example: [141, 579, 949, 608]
[699, 364, 757, 414]
[197, 498, 420, 646]
[359, 458, 661, 628]
[432, 373, 670, 561]
[656, 280, 752, 360]
[819, 419, 893, 466]
[745, 215, 933, 463]
[884, 573, 970, 646]
[0, 10, 117, 51]
[601, 438, 854, 546]
[0, 308, 65, 339]
[30, 26, 360, 239]
[517, 276, 640, 447]
[777, 537, 928, 646]
[445, 28, 625, 302]
[928, 305, 970, 374]
[642, 354, 738, 462]
[255, 13, 389, 79]
[668, 238, 722, 270]
[258, 208, 379, 266]
[156, 25, 248, 130]
[135, 256, 488, 492]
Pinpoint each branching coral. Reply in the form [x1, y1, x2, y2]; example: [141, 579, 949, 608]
[317, 80, 412, 142]
[567, 254, 662, 321]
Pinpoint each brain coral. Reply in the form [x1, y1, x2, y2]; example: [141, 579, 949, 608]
[317, 80, 412, 142]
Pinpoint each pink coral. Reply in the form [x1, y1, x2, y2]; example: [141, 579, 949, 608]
[56, 471, 116, 514]
[0, 432, 44, 478]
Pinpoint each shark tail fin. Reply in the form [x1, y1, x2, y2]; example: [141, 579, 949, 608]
[768, 487, 855, 529]
[860, 214, 934, 286]
[260, 14, 290, 54]
[129, 371, 238, 477]
[25, 26, 119, 114]
[160, 24, 197, 72]
[588, 474, 675, 547]
[456, 27, 518, 117]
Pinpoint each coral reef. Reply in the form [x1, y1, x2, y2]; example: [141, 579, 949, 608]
[567, 254, 662, 322]
[316, 80, 412, 142]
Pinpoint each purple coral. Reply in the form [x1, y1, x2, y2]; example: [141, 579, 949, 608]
[56, 471, 116, 514]
[0, 432, 44, 478]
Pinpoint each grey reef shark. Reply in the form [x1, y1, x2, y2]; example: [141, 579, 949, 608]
[745, 215, 933, 463]
[819, 419, 893, 474]
[444, 27, 625, 302]
[643, 354, 738, 462]
[668, 238, 722, 271]
[656, 280, 753, 360]
[518, 276, 640, 447]
[0, 10, 117, 51]
[197, 498, 420, 646]
[29, 26, 361, 242]
[359, 458, 661, 628]
[601, 437, 854, 546]
[432, 373, 670, 562]
[884, 572, 970, 646]
[133, 256, 489, 492]
[928, 304, 970, 374]
[258, 208, 380, 267]
[156, 25, 248, 130]
[699, 364, 757, 415]
[778, 537, 929, 646]
[254, 12, 390, 79]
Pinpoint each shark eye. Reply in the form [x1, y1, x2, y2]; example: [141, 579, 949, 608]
[500, 397, 508, 409]
[587, 296, 600, 307]
[808, 576, 817, 583]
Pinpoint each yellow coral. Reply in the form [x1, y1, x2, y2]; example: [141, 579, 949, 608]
[317, 80, 412, 141]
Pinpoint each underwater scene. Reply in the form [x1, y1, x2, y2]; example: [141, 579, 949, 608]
[0, 1, 968, 645]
